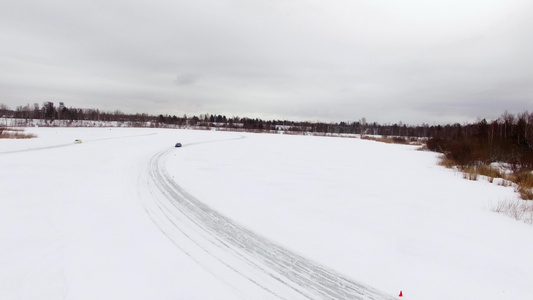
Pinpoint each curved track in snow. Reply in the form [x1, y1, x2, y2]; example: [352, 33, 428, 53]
[140, 137, 395, 300]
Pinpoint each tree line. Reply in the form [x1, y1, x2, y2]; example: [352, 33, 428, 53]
[426, 112, 533, 171]
[1, 102, 532, 157]
[0, 101, 503, 137]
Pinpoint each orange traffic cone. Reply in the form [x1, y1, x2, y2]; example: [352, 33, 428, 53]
[399, 290, 403, 297]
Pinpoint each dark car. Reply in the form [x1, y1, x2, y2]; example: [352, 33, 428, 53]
[175, 142, 182, 147]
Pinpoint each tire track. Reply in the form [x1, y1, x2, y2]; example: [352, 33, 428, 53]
[140, 137, 395, 300]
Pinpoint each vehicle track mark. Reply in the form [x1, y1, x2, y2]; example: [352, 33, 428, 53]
[140, 135, 395, 300]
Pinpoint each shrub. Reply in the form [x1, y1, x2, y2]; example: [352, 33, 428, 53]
[426, 138, 448, 152]
[361, 136, 408, 144]
[446, 140, 475, 166]
[392, 137, 408, 144]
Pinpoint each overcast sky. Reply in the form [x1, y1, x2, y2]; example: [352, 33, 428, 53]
[1, 0, 532, 124]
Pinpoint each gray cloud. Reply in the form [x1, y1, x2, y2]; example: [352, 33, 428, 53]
[175, 74, 202, 86]
[1, 0, 532, 124]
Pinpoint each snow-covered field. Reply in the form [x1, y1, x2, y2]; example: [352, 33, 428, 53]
[1, 127, 532, 299]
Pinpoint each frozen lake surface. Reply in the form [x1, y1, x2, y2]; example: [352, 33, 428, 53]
[1, 127, 532, 299]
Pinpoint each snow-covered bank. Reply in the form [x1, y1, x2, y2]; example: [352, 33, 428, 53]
[1, 128, 532, 299]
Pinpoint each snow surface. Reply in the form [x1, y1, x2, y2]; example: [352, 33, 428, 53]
[1, 127, 532, 299]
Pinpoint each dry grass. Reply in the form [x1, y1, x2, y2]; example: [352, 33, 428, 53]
[461, 164, 505, 182]
[498, 179, 513, 187]
[438, 155, 456, 168]
[491, 199, 533, 224]
[0, 127, 37, 139]
[510, 172, 533, 200]
[477, 164, 504, 179]
[462, 166, 478, 181]
[438, 155, 533, 200]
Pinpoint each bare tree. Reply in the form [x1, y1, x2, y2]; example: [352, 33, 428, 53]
[359, 117, 367, 137]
